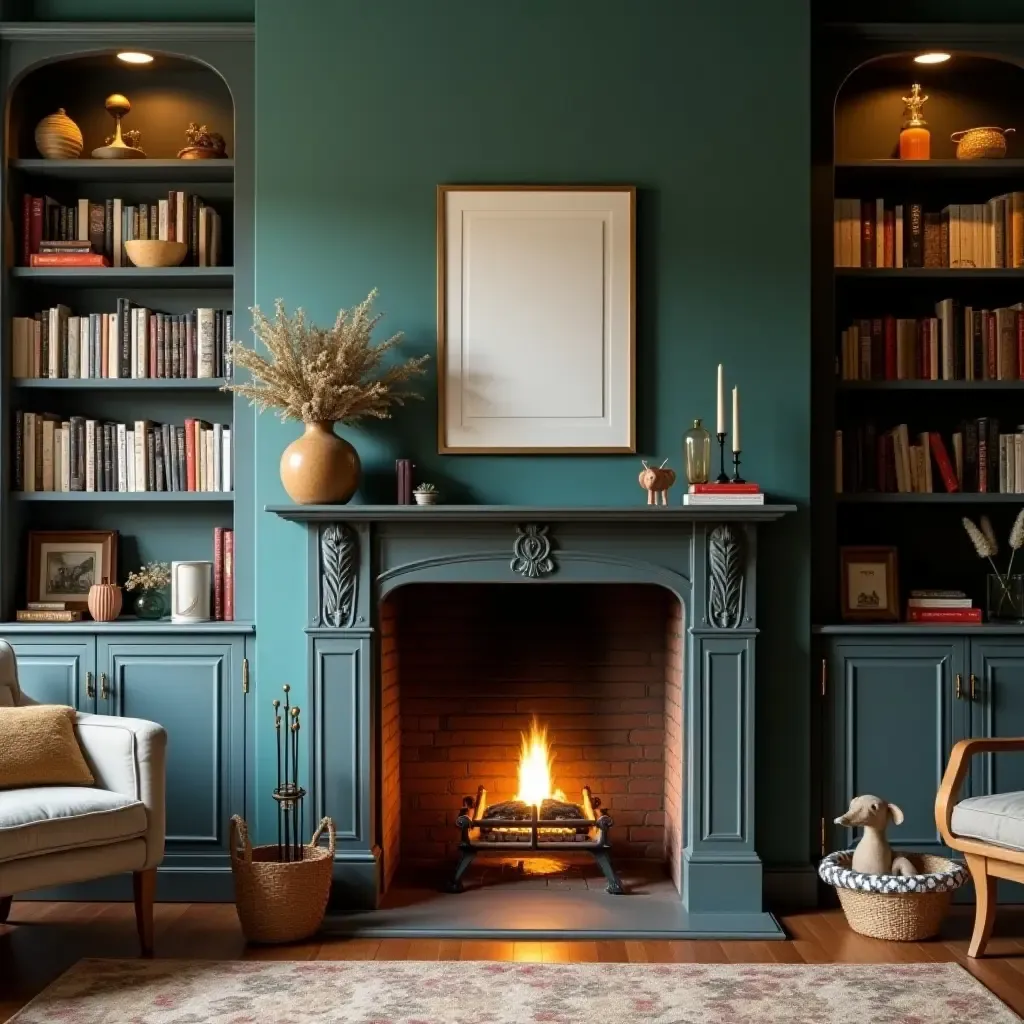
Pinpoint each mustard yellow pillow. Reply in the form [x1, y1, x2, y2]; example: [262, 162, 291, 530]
[0, 705, 94, 788]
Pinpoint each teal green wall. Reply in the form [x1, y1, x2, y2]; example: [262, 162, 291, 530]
[254, 0, 812, 869]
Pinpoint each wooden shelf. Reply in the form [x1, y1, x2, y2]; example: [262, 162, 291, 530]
[12, 377, 229, 390]
[837, 379, 1024, 391]
[837, 492, 1024, 504]
[9, 158, 234, 183]
[13, 491, 233, 502]
[836, 268, 1024, 279]
[0, 618, 254, 635]
[836, 159, 1024, 177]
[10, 266, 233, 287]
[813, 622, 1024, 636]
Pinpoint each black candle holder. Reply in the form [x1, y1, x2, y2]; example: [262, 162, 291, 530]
[716, 432, 729, 483]
[731, 450, 745, 484]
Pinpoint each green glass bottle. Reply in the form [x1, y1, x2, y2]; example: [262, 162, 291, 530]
[684, 418, 711, 485]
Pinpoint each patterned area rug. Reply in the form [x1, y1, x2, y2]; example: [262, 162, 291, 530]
[9, 959, 1019, 1024]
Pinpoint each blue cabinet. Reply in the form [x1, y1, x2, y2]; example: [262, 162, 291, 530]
[8, 637, 95, 710]
[969, 641, 1024, 804]
[825, 640, 970, 857]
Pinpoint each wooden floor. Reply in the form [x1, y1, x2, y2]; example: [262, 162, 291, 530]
[2, 902, 1024, 1021]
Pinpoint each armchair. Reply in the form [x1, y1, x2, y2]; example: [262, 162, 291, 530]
[935, 737, 1024, 958]
[0, 640, 166, 954]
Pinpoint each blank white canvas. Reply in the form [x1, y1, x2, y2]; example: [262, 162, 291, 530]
[441, 188, 634, 451]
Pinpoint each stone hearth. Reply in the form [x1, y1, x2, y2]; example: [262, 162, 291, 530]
[269, 504, 793, 938]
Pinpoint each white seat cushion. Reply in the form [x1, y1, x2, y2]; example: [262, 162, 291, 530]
[0, 786, 147, 863]
[951, 791, 1024, 852]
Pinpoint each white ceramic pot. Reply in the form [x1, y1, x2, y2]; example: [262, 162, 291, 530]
[171, 560, 213, 622]
[413, 491, 438, 505]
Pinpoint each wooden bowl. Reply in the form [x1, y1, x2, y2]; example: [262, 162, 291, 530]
[124, 240, 187, 268]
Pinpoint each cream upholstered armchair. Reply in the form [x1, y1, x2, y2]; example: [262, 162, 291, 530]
[0, 639, 166, 954]
[936, 737, 1024, 958]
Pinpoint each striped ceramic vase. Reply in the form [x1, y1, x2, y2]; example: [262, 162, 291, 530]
[34, 108, 84, 159]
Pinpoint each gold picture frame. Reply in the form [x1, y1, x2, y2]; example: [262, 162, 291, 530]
[437, 184, 636, 454]
[27, 530, 118, 612]
[840, 546, 900, 621]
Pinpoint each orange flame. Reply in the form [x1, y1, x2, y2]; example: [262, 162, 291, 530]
[515, 719, 566, 806]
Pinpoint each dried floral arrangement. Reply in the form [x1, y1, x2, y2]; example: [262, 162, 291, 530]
[183, 122, 226, 153]
[224, 290, 428, 424]
[125, 561, 171, 592]
[962, 511, 1024, 616]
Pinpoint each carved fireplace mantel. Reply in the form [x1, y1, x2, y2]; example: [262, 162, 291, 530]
[268, 503, 794, 936]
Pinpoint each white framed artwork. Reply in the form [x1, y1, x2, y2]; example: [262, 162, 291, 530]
[437, 185, 635, 453]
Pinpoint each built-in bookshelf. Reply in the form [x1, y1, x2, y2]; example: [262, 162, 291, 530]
[813, 46, 1024, 626]
[0, 27, 254, 626]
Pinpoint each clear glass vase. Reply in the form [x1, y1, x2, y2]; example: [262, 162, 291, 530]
[684, 418, 712, 485]
[986, 574, 1024, 623]
[133, 588, 167, 620]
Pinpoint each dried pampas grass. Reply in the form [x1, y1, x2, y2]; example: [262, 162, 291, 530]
[963, 516, 996, 559]
[223, 290, 428, 425]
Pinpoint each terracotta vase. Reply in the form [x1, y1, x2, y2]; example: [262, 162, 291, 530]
[87, 581, 122, 622]
[280, 421, 360, 505]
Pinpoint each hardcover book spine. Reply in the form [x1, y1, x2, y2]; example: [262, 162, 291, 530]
[224, 529, 234, 621]
[185, 418, 196, 491]
[85, 419, 96, 492]
[117, 423, 127, 492]
[989, 417, 1001, 493]
[213, 526, 225, 621]
[134, 420, 148, 492]
[930, 433, 960, 493]
[964, 419, 979, 492]
[146, 428, 156, 491]
[977, 417, 989, 493]
[176, 427, 186, 492]
[120, 298, 131, 379]
[222, 427, 231, 492]
[21, 193, 31, 265]
[13, 412, 23, 491]
[861, 199, 875, 269]
[29, 196, 43, 258]
[906, 608, 983, 623]
[906, 202, 924, 268]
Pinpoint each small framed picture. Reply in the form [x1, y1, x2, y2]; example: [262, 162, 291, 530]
[28, 531, 118, 612]
[840, 546, 900, 621]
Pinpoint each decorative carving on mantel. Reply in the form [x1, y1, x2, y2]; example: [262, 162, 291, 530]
[320, 523, 358, 627]
[707, 524, 744, 628]
[510, 524, 555, 578]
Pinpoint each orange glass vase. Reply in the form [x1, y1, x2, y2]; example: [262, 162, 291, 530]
[900, 126, 931, 160]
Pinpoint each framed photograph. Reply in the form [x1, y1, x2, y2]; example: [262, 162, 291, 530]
[27, 531, 118, 611]
[437, 184, 635, 453]
[840, 546, 900, 621]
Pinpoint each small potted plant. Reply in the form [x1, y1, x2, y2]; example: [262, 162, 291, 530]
[413, 482, 438, 506]
[125, 562, 171, 620]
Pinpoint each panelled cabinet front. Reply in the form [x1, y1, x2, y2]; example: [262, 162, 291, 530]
[96, 637, 248, 894]
[826, 640, 969, 857]
[969, 642, 1024, 801]
[9, 637, 95, 710]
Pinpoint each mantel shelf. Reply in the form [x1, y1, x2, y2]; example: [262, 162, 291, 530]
[11, 267, 234, 287]
[267, 503, 796, 523]
[10, 158, 234, 183]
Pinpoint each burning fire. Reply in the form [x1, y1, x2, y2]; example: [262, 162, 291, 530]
[515, 719, 566, 806]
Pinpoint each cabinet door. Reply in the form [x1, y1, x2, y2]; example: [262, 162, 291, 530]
[827, 640, 969, 856]
[968, 641, 1024, 800]
[6, 637, 96, 711]
[96, 638, 247, 893]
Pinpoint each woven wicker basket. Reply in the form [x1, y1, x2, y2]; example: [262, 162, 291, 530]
[230, 814, 335, 944]
[820, 851, 967, 942]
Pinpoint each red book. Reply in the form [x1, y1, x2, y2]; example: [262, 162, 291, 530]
[689, 483, 760, 494]
[29, 253, 110, 267]
[213, 527, 225, 621]
[29, 196, 44, 258]
[987, 311, 998, 380]
[906, 608, 982, 623]
[883, 209, 895, 267]
[861, 200, 875, 268]
[184, 417, 196, 491]
[21, 194, 32, 266]
[930, 433, 960, 493]
[224, 530, 234, 622]
[883, 315, 897, 380]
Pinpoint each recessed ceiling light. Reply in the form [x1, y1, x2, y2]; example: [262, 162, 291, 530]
[914, 52, 951, 64]
[117, 52, 154, 65]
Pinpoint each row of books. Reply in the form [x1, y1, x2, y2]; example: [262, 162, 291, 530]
[21, 192, 223, 268]
[681, 482, 764, 505]
[833, 195, 1024, 269]
[835, 419, 1024, 494]
[15, 527, 236, 623]
[905, 590, 982, 624]
[838, 300, 1024, 381]
[14, 414, 232, 494]
[11, 305, 232, 380]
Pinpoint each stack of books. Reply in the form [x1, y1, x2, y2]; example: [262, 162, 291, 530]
[16, 601, 83, 623]
[213, 527, 235, 621]
[906, 590, 982, 624]
[682, 482, 764, 505]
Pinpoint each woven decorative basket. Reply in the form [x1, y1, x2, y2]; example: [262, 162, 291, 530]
[819, 850, 968, 941]
[951, 126, 1014, 159]
[230, 814, 335, 944]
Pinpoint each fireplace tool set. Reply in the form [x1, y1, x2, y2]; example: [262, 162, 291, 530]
[272, 684, 306, 862]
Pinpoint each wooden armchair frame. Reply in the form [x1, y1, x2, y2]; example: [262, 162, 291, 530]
[935, 737, 1024, 957]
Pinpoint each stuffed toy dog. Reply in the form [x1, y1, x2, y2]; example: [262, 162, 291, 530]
[834, 794, 917, 876]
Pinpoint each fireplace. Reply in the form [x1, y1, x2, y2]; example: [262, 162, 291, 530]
[379, 583, 683, 897]
[269, 504, 792, 938]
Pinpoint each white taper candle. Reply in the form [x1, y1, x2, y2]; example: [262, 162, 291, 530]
[732, 387, 741, 452]
[716, 364, 725, 435]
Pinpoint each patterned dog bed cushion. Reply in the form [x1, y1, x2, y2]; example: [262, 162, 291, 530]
[818, 850, 969, 894]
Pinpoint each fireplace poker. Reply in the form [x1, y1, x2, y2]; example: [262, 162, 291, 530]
[272, 699, 282, 861]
